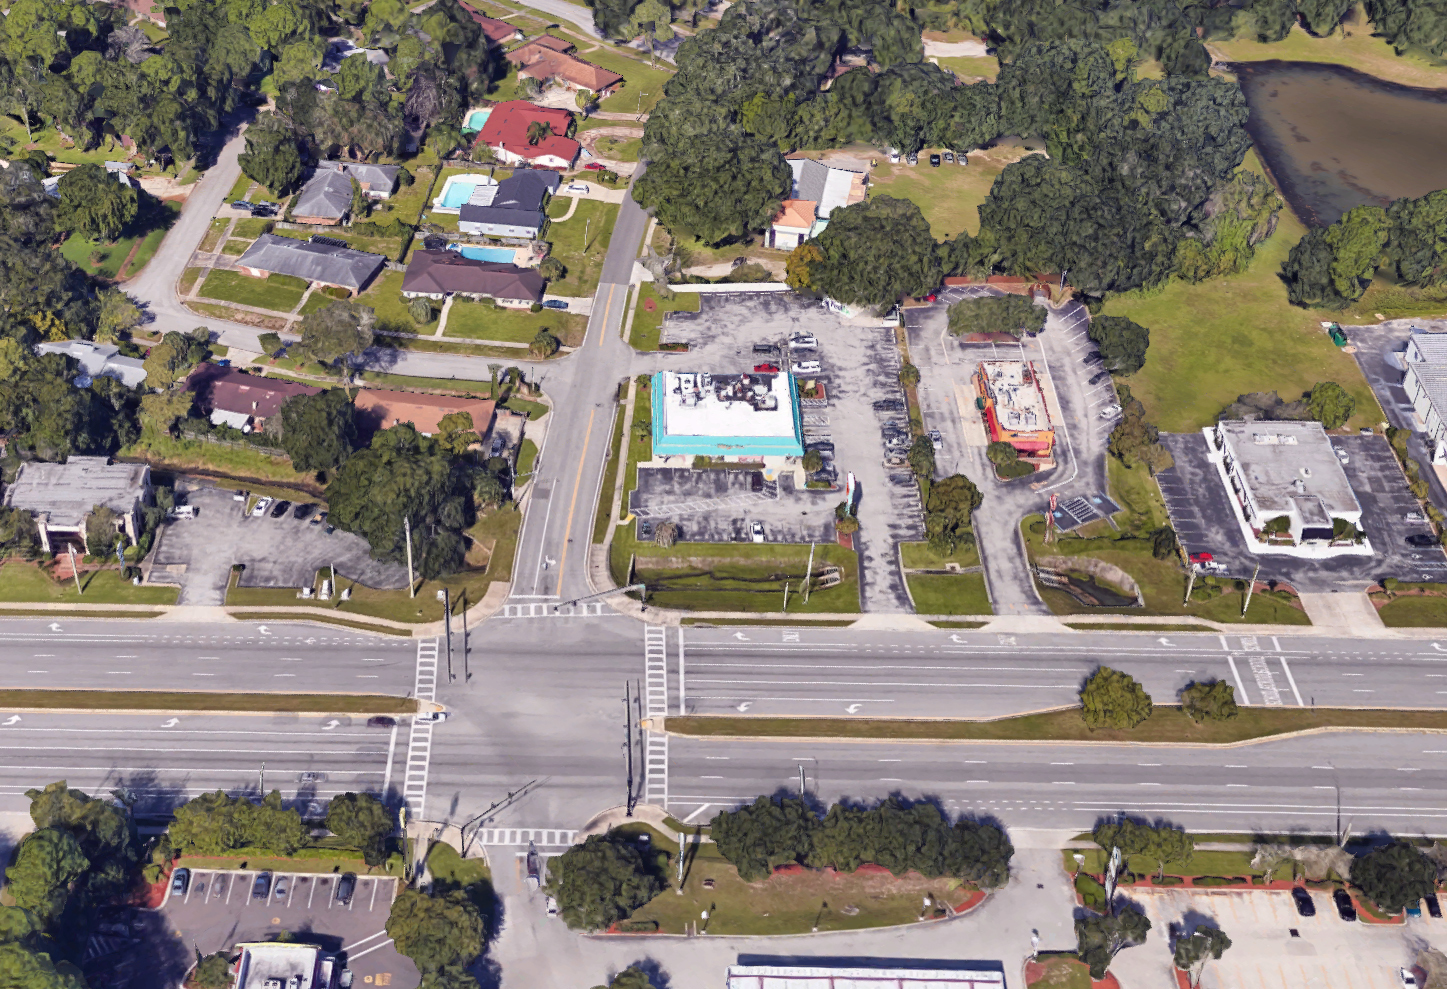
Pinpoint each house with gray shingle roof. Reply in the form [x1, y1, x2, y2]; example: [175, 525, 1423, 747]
[235, 234, 385, 295]
[316, 160, 400, 199]
[292, 169, 354, 225]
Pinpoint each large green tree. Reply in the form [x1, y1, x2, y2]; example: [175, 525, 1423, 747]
[545, 834, 664, 931]
[169, 790, 308, 857]
[297, 301, 376, 377]
[1174, 925, 1231, 989]
[5, 830, 87, 924]
[1282, 204, 1389, 309]
[1180, 680, 1238, 722]
[632, 132, 791, 246]
[1307, 380, 1356, 429]
[805, 196, 942, 308]
[1088, 315, 1150, 374]
[279, 389, 357, 472]
[1350, 839, 1437, 914]
[1076, 909, 1150, 979]
[325, 792, 393, 866]
[1080, 666, 1153, 729]
[325, 425, 469, 577]
[709, 796, 818, 882]
[925, 473, 982, 556]
[237, 117, 304, 195]
[947, 295, 1045, 338]
[54, 165, 137, 242]
[386, 888, 485, 981]
[1092, 819, 1193, 880]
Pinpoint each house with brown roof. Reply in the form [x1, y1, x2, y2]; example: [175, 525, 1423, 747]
[456, 0, 525, 45]
[402, 251, 545, 308]
[505, 37, 624, 97]
[186, 365, 322, 432]
[354, 390, 496, 442]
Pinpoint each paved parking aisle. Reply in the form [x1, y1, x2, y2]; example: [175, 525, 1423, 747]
[164, 869, 415, 986]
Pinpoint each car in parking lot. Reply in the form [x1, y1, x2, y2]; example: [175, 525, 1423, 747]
[794, 360, 822, 374]
[1334, 888, 1358, 921]
[1189, 551, 1214, 564]
[545, 895, 558, 916]
[906, 152, 918, 165]
[269, 500, 293, 518]
[233, 489, 247, 501]
[753, 342, 778, 355]
[1407, 511, 1427, 522]
[292, 503, 316, 520]
[928, 429, 943, 452]
[171, 868, 190, 897]
[273, 877, 288, 900]
[337, 873, 357, 904]
[1401, 967, 1420, 988]
[542, 299, 569, 309]
[789, 335, 818, 349]
[1089, 371, 1110, 385]
[751, 521, 765, 543]
[1408, 533, 1440, 547]
[1291, 886, 1316, 917]
[929, 153, 941, 167]
[1099, 403, 1122, 419]
[943, 151, 955, 164]
[753, 363, 780, 372]
[251, 496, 273, 517]
[252, 873, 272, 899]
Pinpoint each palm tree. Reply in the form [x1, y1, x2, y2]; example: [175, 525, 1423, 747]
[526, 121, 552, 146]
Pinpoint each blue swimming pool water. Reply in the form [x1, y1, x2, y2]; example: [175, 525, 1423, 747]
[453, 245, 517, 263]
[464, 109, 492, 131]
[440, 180, 480, 209]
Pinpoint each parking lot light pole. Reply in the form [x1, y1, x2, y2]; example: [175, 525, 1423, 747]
[436, 589, 454, 681]
[404, 515, 415, 597]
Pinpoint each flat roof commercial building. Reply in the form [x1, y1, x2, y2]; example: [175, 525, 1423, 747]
[1205, 419, 1369, 556]
[650, 371, 805, 465]
[972, 360, 1054, 461]
[1402, 328, 1447, 462]
[3, 457, 151, 554]
[235, 941, 338, 989]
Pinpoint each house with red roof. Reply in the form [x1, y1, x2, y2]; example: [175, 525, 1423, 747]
[456, 0, 525, 46]
[477, 101, 579, 170]
[505, 36, 624, 98]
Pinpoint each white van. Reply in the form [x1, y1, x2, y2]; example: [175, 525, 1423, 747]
[170, 505, 197, 520]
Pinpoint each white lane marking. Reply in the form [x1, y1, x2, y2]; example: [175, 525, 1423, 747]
[681, 804, 712, 823]
[1279, 656, 1305, 707]
[347, 938, 395, 961]
[1226, 656, 1250, 705]
[382, 723, 399, 795]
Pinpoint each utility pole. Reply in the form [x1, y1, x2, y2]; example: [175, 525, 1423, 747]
[1183, 565, 1196, 606]
[798, 763, 806, 795]
[259, 761, 265, 793]
[461, 590, 470, 683]
[624, 682, 635, 817]
[803, 542, 816, 603]
[437, 589, 454, 681]
[68, 545, 81, 596]
[583, 217, 591, 256]
[782, 581, 789, 612]
[404, 516, 415, 598]
[1241, 562, 1261, 617]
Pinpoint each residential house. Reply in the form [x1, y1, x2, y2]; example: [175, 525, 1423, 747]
[456, 0, 525, 45]
[477, 101, 579, 170]
[36, 339, 147, 389]
[457, 169, 558, 237]
[291, 168, 355, 224]
[3, 457, 152, 554]
[186, 364, 321, 432]
[505, 36, 624, 98]
[322, 40, 389, 73]
[312, 160, 400, 200]
[401, 251, 545, 307]
[234, 234, 386, 296]
[354, 389, 497, 441]
[767, 157, 867, 249]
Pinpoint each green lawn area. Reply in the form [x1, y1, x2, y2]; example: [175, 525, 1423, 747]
[593, 402, 627, 542]
[628, 282, 699, 350]
[445, 299, 586, 347]
[589, 47, 675, 116]
[60, 202, 181, 280]
[1025, 957, 1091, 989]
[59, 234, 133, 280]
[221, 239, 251, 256]
[907, 573, 991, 614]
[934, 55, 999, 81]
[180, 267, 205, 295]
[377, 166, 437, 222]
[1108, 457, 1170, 533]
[505, 396, 549, 419]
[1065, 846, 1261, 878]
[125, 223, 174, 277]
[233, 218, 275, 239]
[357, 270, 438, 334]
[1211, 4, 1447, 90]
[867, 152, 1014, 239]
[198, 269, 309, 312]
[1376, 593, 1447, 627]
[358, 370, 497, 395]
[545, 198, 619, 297]
[0, 562, 178, 605]
[199, 218, 230, 253]
[593, 135, 642, 162]
[425, 841, 491, 889]
[227, 175, 254, 201]
[516, 438, 539, 478]
[900, 540, 980, 569]
[670, 704, 1447, 744]
[123, 433, 320, 488]
[1101, 153, 1384, 433]
[1022, 515, 1312, 624]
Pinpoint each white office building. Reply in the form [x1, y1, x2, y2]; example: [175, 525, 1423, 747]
[1402, 328, 1447, 462]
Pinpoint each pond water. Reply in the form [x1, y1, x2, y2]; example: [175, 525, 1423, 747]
[1235, 61, 1447, 226]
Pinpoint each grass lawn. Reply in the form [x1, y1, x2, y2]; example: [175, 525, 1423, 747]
[198, 269, 309, 312]
[1026, 957, 1092, 989]
[0, 562, 177, 605]
[221, 239, 251, 256]
[199, 218, 230, 253]
[934, 55, 999, 81]
[669, 704, 1447, 743]
[545, 198, 619, 297]
[380, 166, 437, 223]
[1211, 5, 1447, 90]
[358, 370, 499, 395]
[593, 403, 628, 542]
[1108, 457, 1170, 533]
[629, 282, 699, 350]
[1376, 594, 1447, 626]
[425, 842, 491, 889]
[123, 434, 320, 489]
[624, 853, 978, 935]
[900, 540, 981, 569]
[1021, 515, 1312, 624]
[590, 48, 676, 115]
[1065, 846, 1261, 878]
[517, 438, 539, 478]
[1101, 153, 1384, 433]
[445, 299, 586, 346]
[298, 292, 334, 316]
[60, 202, 180, 280]
[907, 573, 991, 614]
[506, 395, 549, 419]
[593, 135, 642, 161]
[358, 270, 438, 334]
[179, 267, 205, 295]
[227, 175, 254, 201]
[867, 149, 1020, 238]
[125, 223, 174, 277]
[232, 218, 275, 239]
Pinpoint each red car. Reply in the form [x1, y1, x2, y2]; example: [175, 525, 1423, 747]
[1189, 552, 1214, 564]
[753, 363, 780, 372]
[583, 162, 606, 170]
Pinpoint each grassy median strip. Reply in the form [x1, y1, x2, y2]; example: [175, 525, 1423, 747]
[226, 610, 413, 636]
[667, 706, 1447, 745]
[0, 690, 416, 714]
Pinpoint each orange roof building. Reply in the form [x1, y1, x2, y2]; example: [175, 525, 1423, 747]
[972, 360, 1055, 460]
[505, 38, 624, 96]
[354, 390, 497, 440]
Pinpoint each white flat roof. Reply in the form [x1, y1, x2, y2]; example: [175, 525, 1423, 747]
[658, 371, 797, 438]
[237, 942, 323, 989]
[979, 360, 1048, 431]
[1217, 420, 1360, 518]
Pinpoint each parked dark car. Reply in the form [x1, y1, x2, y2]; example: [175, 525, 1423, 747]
[929, 153, 941, 167]
[1088, 371, 1110, 385]
[943, 151, 955, 163]
[230, 200, 253, 210]
[293, 503, 316, 521]
[269, 500, 292, 518]
[542, 299, 569, 310]
[1291, 887, 1316, 917]
[731, 257, 748, 267]
[171, 868, 190, 897]
[752, 343, 777, 355]
[1408, 534, 1439, 547]
[1334, 888, 1357, 921]
[336, 873, 357, 904]
[1427, 894, 1442, 918]
[367, 716, 396, 728]
[252, 873, 272, 899]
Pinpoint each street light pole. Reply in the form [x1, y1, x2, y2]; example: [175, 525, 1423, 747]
[624, 682, 635, 817]
[404, 515, 415, 598]
[437, 588, 454, 681]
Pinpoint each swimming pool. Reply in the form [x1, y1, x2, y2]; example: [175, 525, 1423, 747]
[463, 108, 492, 132]
[451, 245, 518, 264]
[440, 181, 479, 209]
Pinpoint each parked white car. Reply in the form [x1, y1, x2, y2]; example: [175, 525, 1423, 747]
[250, 497, 273, 517]
[750, 521, 765, 543]
[788, 335, 818, 349]
[794, 360, 822, 374]
[1098, 403, 1122, 419]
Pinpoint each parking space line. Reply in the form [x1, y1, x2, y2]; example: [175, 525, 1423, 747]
[308, 879, 316, 910]
[369, 880, 378, 911]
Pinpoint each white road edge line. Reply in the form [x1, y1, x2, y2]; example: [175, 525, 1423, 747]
[1226, 655, 1251, 706]
[1279, 656, 1305, 707]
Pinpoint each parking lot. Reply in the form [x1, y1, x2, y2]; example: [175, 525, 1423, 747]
[1117, 886, 1432, 989]
[652, 293, 921, 610]
[149, 483, 409, 606]
[629, 467, 837, 543]
[162, 869, 413, 986]
[1156, 431, 1447, 590]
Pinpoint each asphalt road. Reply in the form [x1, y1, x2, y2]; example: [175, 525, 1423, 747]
[0, 618, 414, 694]
[666, 732, 1447, 834]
